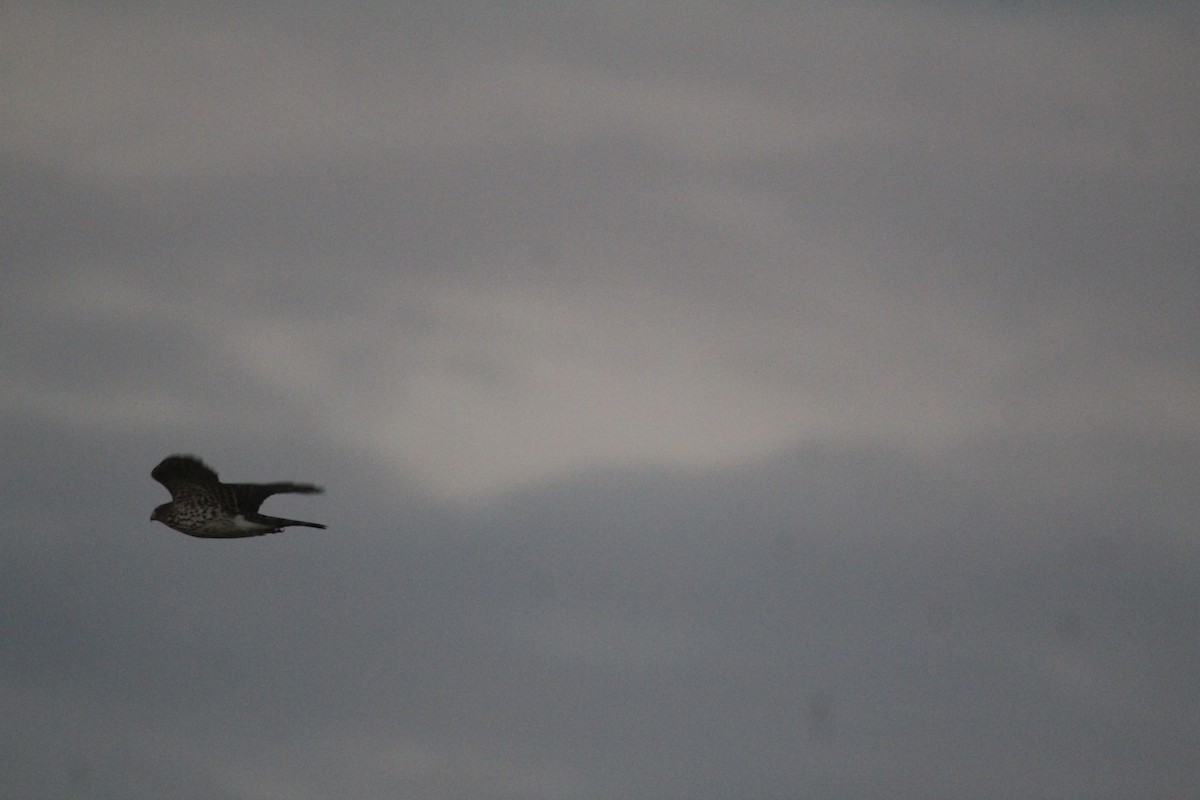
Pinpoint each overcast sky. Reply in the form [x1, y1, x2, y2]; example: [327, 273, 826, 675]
[3, 2, 1199, 798]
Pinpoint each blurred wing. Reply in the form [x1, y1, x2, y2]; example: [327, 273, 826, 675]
[229, 482, 322, 513]
[151, 455, 220, 500]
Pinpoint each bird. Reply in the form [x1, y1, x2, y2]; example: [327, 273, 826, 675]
[150, 455, 326, 538]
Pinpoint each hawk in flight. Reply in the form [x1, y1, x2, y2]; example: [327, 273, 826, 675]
[150, 455, 326, 538]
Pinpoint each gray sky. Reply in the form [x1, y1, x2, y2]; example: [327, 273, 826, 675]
[3, 2, 1198, 798]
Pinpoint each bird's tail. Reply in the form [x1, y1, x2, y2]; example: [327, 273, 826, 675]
[257, 514, 327, 530]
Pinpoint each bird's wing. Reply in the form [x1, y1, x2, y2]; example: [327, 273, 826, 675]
[228, 482, 323, 513]
[151, 455, 220, 500]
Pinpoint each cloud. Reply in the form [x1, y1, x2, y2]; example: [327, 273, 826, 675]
[3, 2, 1199, 797]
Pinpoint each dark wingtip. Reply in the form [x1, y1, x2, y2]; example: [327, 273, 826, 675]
[275, 484, 323, 497]
[152, 454, 213, 481]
